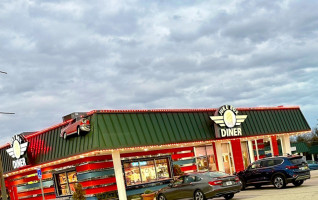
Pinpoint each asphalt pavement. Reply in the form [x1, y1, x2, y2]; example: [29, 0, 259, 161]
[213, 170, 318, 200]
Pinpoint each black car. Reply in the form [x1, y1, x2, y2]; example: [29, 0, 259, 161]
[236, 156, 310, 189]
[156, 172, 241, 200]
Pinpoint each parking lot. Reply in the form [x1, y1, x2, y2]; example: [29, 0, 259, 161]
[213, 170, 318, 200]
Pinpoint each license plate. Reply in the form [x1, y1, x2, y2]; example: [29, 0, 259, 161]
[300, 166, 308, 170]
[226, 181, 232, 186]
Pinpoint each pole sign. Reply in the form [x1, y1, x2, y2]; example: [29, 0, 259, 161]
[210, 105, 248, 138]
[6, 135, 29, 169]
[37, 168, 45, 200]
[37, 168, 42, 179]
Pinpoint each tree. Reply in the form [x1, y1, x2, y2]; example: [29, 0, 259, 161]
[72, 183, 85, 200]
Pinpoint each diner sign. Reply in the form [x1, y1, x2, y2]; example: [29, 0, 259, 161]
[6, 135, 29, 169]
[210, 105, 247, 138]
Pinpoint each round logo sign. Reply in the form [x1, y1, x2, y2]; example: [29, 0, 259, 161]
[13, 140, 22, 158]
[223, 110, 236, 128]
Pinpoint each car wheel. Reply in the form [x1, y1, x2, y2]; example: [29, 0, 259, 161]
[194, 190, 206, 200]
[254, 184, 262, 189]
[158, 194, 167, 200]
[224, 193, 234, 200]
[63, 132, 67, 140]
[240, 178, 246, 190]
[77, 126, 81, 136]
[292, 180, 304, 187]
[273, 175, 286, 189]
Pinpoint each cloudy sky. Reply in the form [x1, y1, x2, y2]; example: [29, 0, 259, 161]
[0, 0, 318, 146]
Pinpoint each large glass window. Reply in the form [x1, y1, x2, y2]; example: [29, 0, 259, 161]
[123, 157, 172, 186]
[195, 145, 217, 171]
[54, 171, 78, 196]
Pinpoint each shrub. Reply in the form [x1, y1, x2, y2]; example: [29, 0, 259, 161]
[144, 189, 153, 194]
[72, 183, 86, 200]
[173, 164, 184, 176]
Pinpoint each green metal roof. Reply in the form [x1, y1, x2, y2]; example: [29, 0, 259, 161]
[291, 142, 310, 153]
[0, 106, 311, 173]
[309, 145, 318, 154]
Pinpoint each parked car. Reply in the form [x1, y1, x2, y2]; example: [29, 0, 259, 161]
[60, 117, 90, 139]
[156, 172, 241, 200]
[236, 156, 310, 189]
[307, 160, 318, 170]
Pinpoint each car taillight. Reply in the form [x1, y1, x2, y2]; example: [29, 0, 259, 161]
[235, 177, 240, 182]
[286, 165, 299, 169]
[208, 180, 223, 186]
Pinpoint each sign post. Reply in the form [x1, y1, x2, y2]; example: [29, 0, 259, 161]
[0, 154, 8, 200]
[37, 168, 45, 200]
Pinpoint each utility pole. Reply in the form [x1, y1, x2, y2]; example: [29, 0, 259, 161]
[0, 154, 8, 200]
[0, 71, 10, 200]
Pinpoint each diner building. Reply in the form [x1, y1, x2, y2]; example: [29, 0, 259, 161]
[0, 105, 311, 200]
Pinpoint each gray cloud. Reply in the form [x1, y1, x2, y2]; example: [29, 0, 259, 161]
[1, 0, 318, 145]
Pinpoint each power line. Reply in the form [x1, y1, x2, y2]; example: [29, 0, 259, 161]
[0, 112, 15, 114]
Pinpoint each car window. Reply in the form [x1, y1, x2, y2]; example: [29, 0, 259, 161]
[184, 175, 196, 184]
[307, 160, 314, 164]
[261, 159, 275, 167]
[289, 157, 305, 165]
[274, 158, 284, 165]
[204, 171, 228, 178]
[250, 161, 261, 169]
[174, 176, 184, 185]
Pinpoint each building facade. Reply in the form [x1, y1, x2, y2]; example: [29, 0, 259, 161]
[0, 105, 311, 200]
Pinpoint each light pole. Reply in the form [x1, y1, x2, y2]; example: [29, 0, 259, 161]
[0, 71, 10, 200]
[0, 154, 8, 200]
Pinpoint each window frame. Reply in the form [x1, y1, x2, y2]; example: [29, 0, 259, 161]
[53, 168, 78, 197]
[122, 156, 173, 189]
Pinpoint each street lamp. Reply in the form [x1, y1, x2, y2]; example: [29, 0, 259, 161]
[0, 154, 8, 200]
[0, 71, 10, 200]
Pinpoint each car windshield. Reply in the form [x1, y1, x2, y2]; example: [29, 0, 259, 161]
[307, 160, 316, 164]
[289, 157, 306, 165]
[204, 171, 229, 178]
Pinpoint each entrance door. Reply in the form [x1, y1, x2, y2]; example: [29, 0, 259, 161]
[221, 143, 234, 174]
[241, 141, 251, 169]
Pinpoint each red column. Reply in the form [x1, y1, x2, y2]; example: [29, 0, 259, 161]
[230, 139, 245, 172]
[271, 135, 279, 156]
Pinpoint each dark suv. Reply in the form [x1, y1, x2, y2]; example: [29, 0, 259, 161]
[236, 156, 310, 189]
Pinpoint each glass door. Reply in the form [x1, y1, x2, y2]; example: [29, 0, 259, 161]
[241, 141, 251, 169]
[221, 143, 234, 174]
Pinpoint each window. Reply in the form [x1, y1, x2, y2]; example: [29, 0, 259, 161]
[123, 157, 172, 186]
[205, 171, 229, 178]
[195, 145, 217, 171]
[54, 171, 78, 196]
[274, 158, 283, 165]
[184, 175, 196, 184]
[289, 157, 306, 165]
[250, 161, 261, 169]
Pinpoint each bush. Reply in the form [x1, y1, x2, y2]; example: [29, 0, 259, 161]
[72, 183, 86, 200]
[173, 164, 184, 176]
[144, 189, 153, 194]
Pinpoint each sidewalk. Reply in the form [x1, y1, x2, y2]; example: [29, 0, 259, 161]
[311, 169, 318, 178]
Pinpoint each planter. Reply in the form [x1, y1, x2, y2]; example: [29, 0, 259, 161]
[141, 193, 155, 200]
